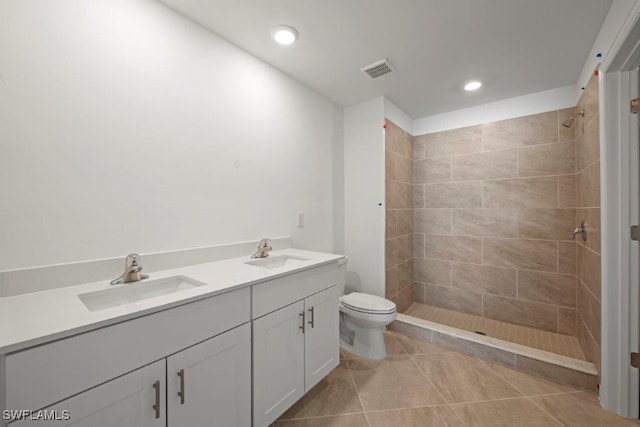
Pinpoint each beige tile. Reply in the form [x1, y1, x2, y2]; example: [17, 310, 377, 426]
[385, 119, 412, 158]
[367, 407, 445, 427]
[386, 180, 412, 209]
[386, 234, 412, 268]
[577, 73, 600, 138]
[424, 234, 482, 263]
[451, 262, 517, 298]
[577, 281, 601, 344]
[559, 174, 577, 207]
[529, 392, 638, 426]
[413, 184, 424, 208]
[347, 356, 445, 411]
[412, 282, 426, 303]
[559, 107, 577, 142]
[414, 208, 451, 234]
[559, 241, 577, 274]
[559, 307, 577, 335]
[384, 332, 409, 356]
[385, 268, 397, 299]
[576, 161, 600, 208]
[414, 157, 451, 184]
[452, 208, 518, 238]
[279, 361, 363, 420]
[425, 283, 482, 316]
[414, 258, 451, 286]
[451, 149, 517, 181]
[577, 115, 600, 172]
[483, 111, 558, 151]
[577, 316, 601, 372]
[411, 352, 521, 403]
[517, 270, 576, 307]
[430, 330, 517, 367]
[413, 233, 425, 259]
[275, 414, 369, 427]
[423, 181, 482, 208]
[392, 284, 413, 313]
[434, 398, 561, 426]
[386, 150, 413, 184]
[484, 176, 558, 209]
[518, 209, 576, 240]
[577, 207, 600, 254]
[422, 125, 482, 159]
[390, 331, 451, 355]
[385, 209, 398, 239]
[518, 141, 576, 177]
[397, 259, 413, 288]
[487, 362, 578, 396]
[516, 355, 596, 390]
[483, 238, 558, 272]
[577, 244, 601, 301]
[397, 208, 413, 237]
[483, 294, 559, 332]
[412, 135, 425, 160]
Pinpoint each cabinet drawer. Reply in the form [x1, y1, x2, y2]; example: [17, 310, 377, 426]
[5, 287, 250, 413]
[251, 263, 339, 319]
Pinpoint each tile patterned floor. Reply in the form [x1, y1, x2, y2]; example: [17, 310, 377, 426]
[273, 332, 637, 427]
[405, 302, 586, 360]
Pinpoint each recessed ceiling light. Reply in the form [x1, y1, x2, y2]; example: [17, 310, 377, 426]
[271, 25, 298, 45]
[464, 81, 482, 91]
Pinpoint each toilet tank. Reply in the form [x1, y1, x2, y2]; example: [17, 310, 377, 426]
[337, 257, 348, 295]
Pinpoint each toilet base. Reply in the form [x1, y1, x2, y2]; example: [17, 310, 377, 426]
[339, 315, 389, 360]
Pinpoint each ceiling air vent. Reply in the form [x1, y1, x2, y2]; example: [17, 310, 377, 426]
[360, 59, 396, 79]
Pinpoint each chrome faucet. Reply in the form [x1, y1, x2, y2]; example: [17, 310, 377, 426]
[251, 238, 272, 259]
[573, 220, 588, 242]
[110, 253, 149, 285]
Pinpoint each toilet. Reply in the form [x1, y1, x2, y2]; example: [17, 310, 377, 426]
[337, 258, 397, 360]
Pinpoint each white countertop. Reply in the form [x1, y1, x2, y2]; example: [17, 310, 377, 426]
[0, 248, 344, 355]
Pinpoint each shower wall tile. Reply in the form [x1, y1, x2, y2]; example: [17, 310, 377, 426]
[397, 259, 414, 290]
[423, 125, 482, 159]
[386, 118, 412, 158]
[424, 235, 482, 263]
[576, 208, 600, 254]
[387, 150, 413, 183]
[451, 209, 518, 238]
[559, 307, 577, 336]
[397, 209, 413, 237]
[412, 135, 425, 161]
[558, 107, 577, 142]
[483, 238, 558, 272]
[414, 157, 452, 184]
[558, 241, 577, 275]
[577, 314, 601, 375]
[385, 268, 398, 299]
[451, 262, 517, 298]
[386, 179, 412, 209]
[576, 77, 599, 138]
[412, 282, 426, 304]
[423, 181, 482, 208]
[483, 294, 559, 332]
[413, 184, 425, 208]
[482, 111, 558, 151]
[517, 209, 576, 241]
[576, 244, 601, 301]
[424, 283, 483, 316]
[386, 210, 398, 238]
[414, 208, 451, 234]
[576, 161, 600, 208]
[517, 141, 576, 177]
[577, 281, 601, 344]
[451, 149, 517, 181]
[413, 233, 425, 259]
[414, 258, 451, 286]
[392, 284, 413, 313]
[484, 176, 558, 209]
[517, 270, 576, 307]
[576, 115, 599, 172]
[558, 175, 577, 207]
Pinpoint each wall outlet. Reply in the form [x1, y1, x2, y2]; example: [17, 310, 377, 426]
[297, 212, 304, 228]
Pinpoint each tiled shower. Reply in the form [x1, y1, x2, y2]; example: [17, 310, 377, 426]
[385, 73, 602, 374]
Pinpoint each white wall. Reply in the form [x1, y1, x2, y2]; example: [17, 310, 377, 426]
[384, 98, 413, 134]
[413, 85, 577, 135]
[344, 98, 385, 296]
[0, 0, 342, 270]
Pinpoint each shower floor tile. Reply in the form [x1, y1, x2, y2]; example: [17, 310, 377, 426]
[404, 302, 586, 361]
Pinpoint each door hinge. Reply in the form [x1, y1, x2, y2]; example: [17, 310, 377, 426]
[632, 225, 640, 241]
[632, 352, 640, 368]
[632, 98, 640, 114]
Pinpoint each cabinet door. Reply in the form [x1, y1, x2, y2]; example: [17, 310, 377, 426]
[253, 301, 305, 427]
[9, 360, 165, 427]
[167, 323, 251, 427]
[304, 285, 339, 392]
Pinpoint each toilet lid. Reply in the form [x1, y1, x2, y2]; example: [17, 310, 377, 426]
[340, 293, 396, 314]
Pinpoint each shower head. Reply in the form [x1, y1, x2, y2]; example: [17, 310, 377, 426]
[561, 109, 585, 128]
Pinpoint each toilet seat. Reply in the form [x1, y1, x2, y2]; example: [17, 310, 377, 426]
[340, 292, 396, 315]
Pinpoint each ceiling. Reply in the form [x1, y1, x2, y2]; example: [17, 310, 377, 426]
[160, 0, 612, 119]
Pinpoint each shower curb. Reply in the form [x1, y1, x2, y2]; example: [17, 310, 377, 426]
[391, 313, 598, 392]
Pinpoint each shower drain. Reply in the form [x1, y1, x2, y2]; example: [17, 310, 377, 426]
[474, 331, 487, 336]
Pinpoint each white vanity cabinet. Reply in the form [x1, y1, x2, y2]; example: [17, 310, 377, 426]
[252, 264, 340, 427]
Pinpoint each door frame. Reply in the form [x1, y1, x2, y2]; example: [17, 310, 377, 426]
[601, 5, 640, 417]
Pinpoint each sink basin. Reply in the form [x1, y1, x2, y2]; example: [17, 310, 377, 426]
[78, 276, 206, 312]
[245, 255, 311, 270]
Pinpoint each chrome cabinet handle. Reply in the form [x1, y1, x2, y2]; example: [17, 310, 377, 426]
[152, 380, 160, 419]
[308, 306, 315, 328]
[299, 311, 305, 333]
[177, 369, 186, 405]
